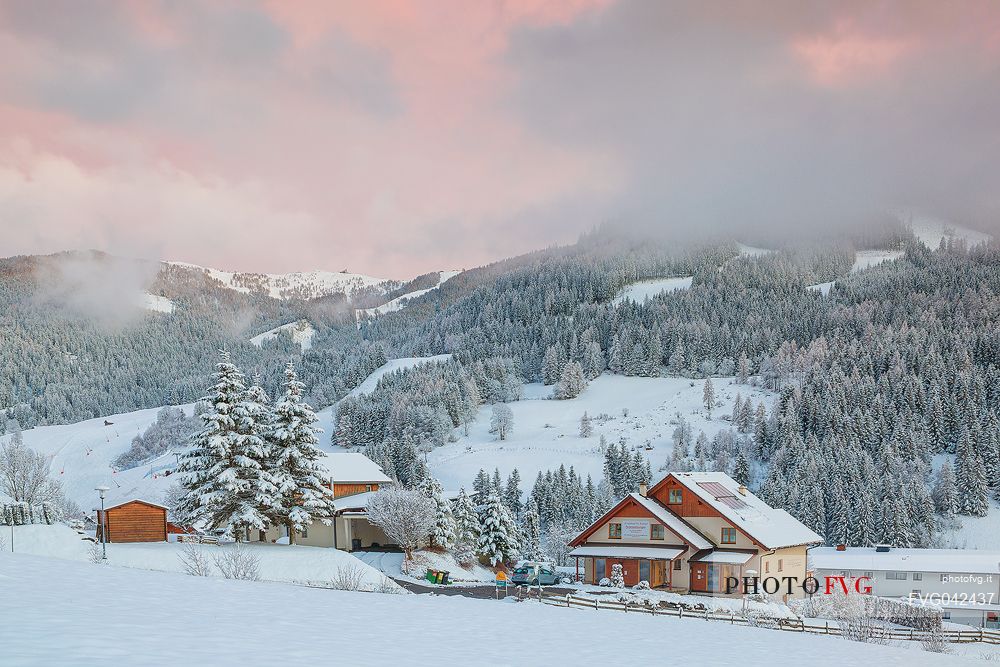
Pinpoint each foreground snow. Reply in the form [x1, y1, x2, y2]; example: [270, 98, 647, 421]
[6, 524, 396, 590]
[0, 553, 980, 666]
[428, 374, 775, 493]
[356, 549, 497, 585]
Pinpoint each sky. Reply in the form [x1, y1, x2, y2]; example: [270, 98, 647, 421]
[1, 1, 998, 278]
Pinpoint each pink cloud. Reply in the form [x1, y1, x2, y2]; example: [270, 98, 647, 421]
[792, 22, 913, 88]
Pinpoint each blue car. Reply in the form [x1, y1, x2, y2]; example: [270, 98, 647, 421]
[510, 563, 561, 586]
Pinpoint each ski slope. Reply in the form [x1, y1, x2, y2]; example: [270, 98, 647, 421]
[356, 270, 461, 318]
[0, 405, 196, 511]
[249, 320, 316, 351]
[612, 276, 693, 305]
[902, 212, 992, 249]
[427, 374, 775, 495]
[345, 354, 453, 399]
[806, 281, 835, 296]
[2, 552, 980, 666]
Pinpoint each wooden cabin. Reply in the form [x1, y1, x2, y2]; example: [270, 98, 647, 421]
[96, 499, 168, 543]
[569, 472, 822, 598]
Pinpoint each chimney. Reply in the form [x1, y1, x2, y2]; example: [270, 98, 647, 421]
[737, 484, 747, 496]
[639, 483, 648, 497]
[836, 544, 847, 551]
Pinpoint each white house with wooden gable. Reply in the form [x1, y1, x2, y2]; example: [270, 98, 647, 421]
[569, 471, 821, 598]
[261, 452, 394, 550]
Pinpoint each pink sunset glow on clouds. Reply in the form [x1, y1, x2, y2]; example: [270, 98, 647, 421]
[1, 1, 999, 277]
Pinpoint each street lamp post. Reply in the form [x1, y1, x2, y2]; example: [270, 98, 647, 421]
[95, 486, 110, 560]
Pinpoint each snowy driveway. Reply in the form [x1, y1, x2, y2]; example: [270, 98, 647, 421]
[354, 551, 405, 577]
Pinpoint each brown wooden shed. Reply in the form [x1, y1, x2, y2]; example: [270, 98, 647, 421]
[96, 499, 168, 543]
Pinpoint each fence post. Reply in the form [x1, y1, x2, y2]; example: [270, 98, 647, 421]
[679, 606, 683, 619]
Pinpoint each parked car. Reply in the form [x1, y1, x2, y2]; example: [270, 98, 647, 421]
[511, 563, 560, 586]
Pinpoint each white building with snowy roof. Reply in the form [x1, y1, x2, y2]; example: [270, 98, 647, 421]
[568, 471, 822, 598]
[260, 453, 395, 551]
[810, 545, 1000, 628]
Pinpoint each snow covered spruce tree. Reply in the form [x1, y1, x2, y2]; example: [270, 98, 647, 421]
[452, 487, 480, 563]
[477, 488, 520, 566]
[269, 362, 335, 544]
[177, 351, 277, 540]
[421, 476, 456, 549]
[520, 499, 542, 561]
[554, 361, 587, 399]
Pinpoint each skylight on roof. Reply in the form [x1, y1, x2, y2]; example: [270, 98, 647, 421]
[697, 481, 748, 509]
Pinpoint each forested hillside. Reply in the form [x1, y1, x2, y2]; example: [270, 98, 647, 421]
[2, 223, 998, 549]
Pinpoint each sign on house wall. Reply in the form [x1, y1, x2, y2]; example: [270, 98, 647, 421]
[621, 519, 650, 540]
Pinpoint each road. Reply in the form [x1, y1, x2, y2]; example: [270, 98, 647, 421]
[353, 550, 575, 599]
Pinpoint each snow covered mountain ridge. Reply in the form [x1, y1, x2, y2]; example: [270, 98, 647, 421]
[165, 261, 398, 301]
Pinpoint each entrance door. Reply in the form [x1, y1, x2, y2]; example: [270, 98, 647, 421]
[639, 560, 650, 585]
[691, 562, 708, 592]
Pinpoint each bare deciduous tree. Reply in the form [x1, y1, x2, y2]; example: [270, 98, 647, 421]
[366, 487, 435, 561]
[212, 543, 261, 581]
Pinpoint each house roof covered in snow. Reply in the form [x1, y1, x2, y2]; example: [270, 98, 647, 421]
[331, 491, 378, 513]
[315, 453, 392, 484]
[95, 498, 170, 512]
[810, 547, 1000, 575]
[665, 472, 823, 550]
[629, 492, 713, 550]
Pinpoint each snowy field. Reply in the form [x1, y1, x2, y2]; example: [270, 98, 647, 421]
[249, 320, 316, 351]
[942, 501, 1000, 550]
[852, 249, 907, 273]
[141, 292, 174, 314]
[904, 214, 992, 249]
[427, 374, 774, 493]
[806, 281, 835, 296]
[4, 524, 397, 590]
[612, 276, 693, 305]
[0, 552, 985, 666]
[357, 270, 461, 318]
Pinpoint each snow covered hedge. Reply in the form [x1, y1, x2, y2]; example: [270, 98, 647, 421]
[1, 502, 57, 526]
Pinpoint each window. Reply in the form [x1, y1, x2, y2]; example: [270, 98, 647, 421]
[366, 484, 373, 492]
[609, 523, 622, 539]
[595, 558, 606, 581]
[864, 572, 873, 579]
[764, 560, 770, 574]
[668, 489, 683, 504]
[651, 524, 665, 541]
[673, 559, 682, 571]
[940, 574, 948, 582]
[778, 559, 783, 572]
[910, 590, 921, 597]
[299, 526, 308, 539]
[912, 572, 922, 581]
[721, 527, 737, 544]
[887, 572, 908, 580]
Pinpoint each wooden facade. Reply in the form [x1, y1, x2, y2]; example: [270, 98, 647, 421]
[330, 482, 379, 498]
[97, 500, 167, 543]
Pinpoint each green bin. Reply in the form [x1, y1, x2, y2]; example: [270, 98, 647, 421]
[426, 568, 437, 583]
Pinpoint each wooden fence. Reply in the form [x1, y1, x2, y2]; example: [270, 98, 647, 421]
[539, 593, 1000, 645]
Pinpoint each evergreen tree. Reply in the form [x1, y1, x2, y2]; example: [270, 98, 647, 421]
[477, 489, 520, 566]
[422, 476, 457, 549]
[554, 361, 587, 399]
[521, 499, 542, 560]
[177, 351, 277, 540]
[579, 412, 593, 438]
[453, 487, 480, 547]
[955, 429, 989, 517]
[933, 461, 958, 518]
[504, 469, 523, 517]
[732, 449, 751, 487]
[703, 378, 715, 418]
[269, 362, 334, 544]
